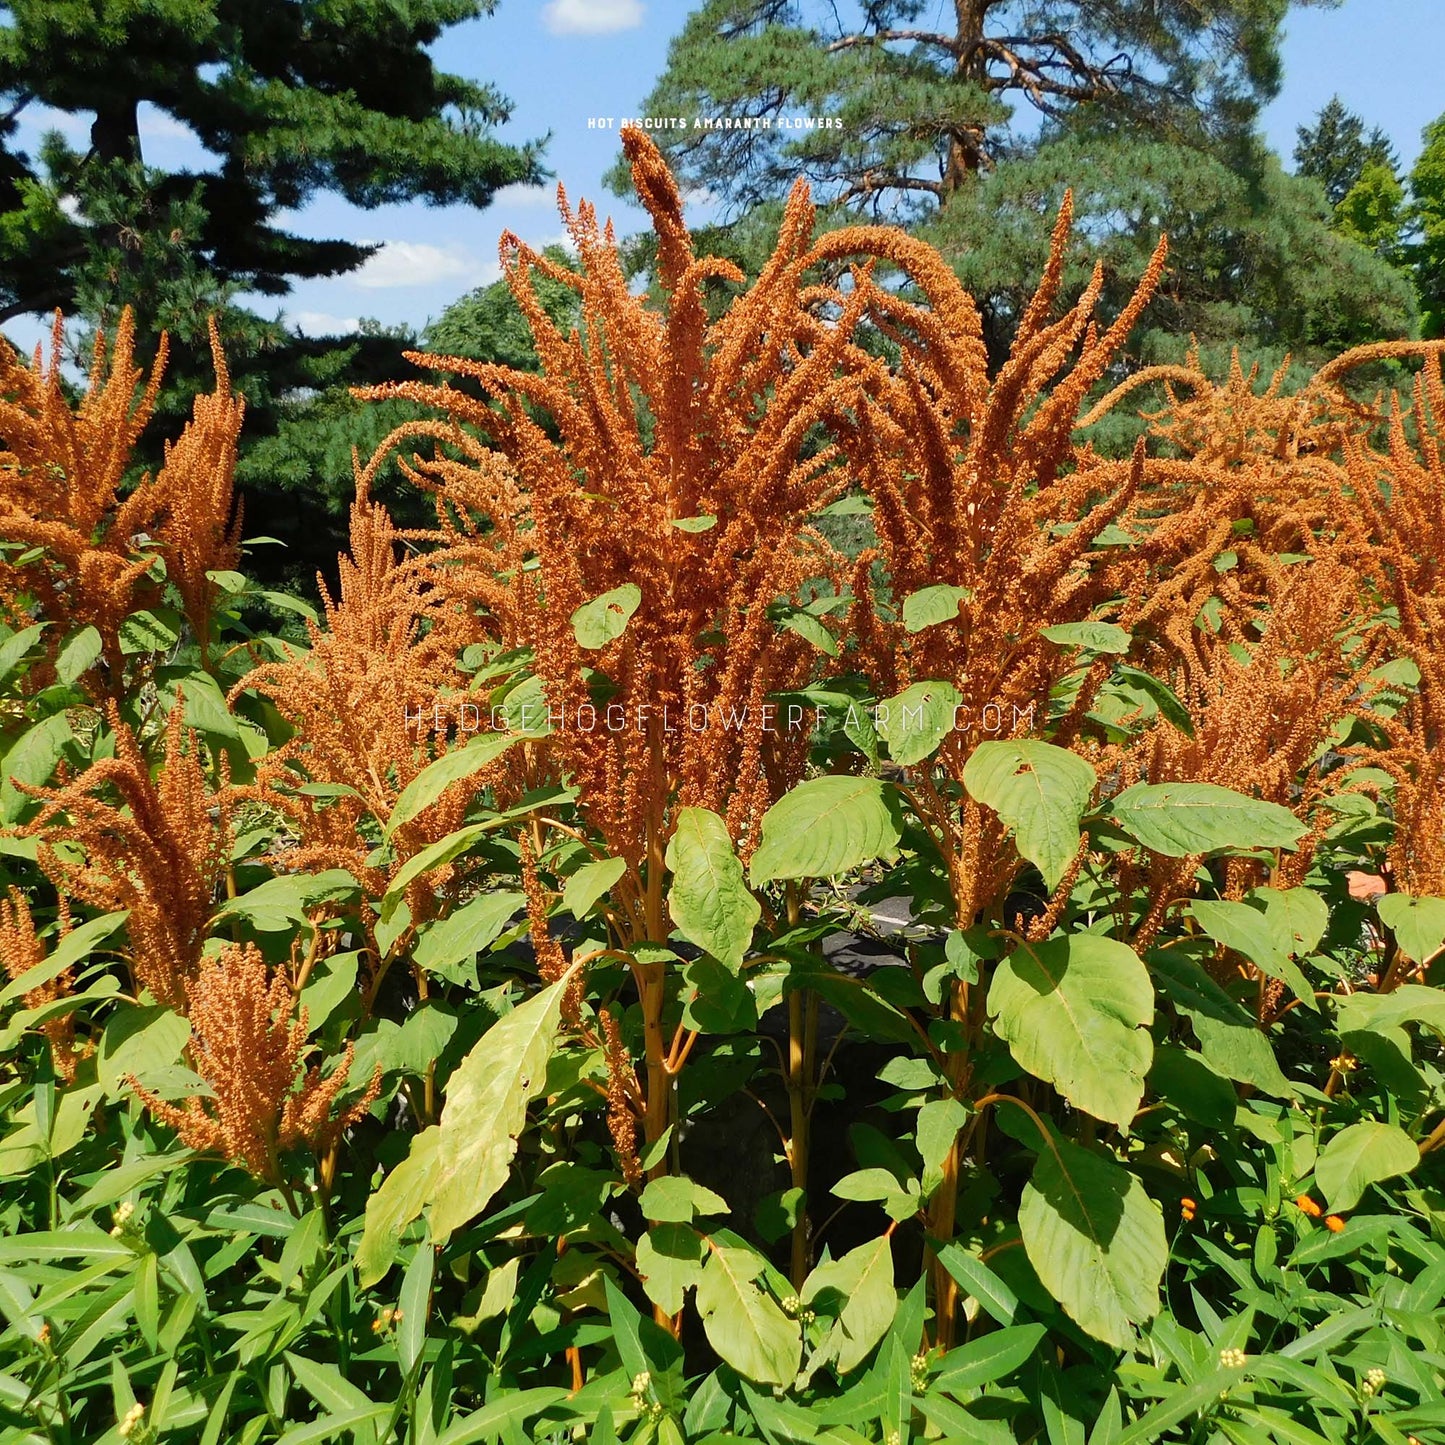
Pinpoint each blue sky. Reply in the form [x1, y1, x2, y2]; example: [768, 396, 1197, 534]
[5, 0, 1443, 356]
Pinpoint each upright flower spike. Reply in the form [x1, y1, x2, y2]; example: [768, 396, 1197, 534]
[0, 310, 244, 681]
[360, 125, 871, 869]
[129, 942, 380, 1181]
[15, 698, 233, 1009]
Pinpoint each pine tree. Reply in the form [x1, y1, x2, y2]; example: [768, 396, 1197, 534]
[1295, 95, 1399, 208]
[614, 0, 1410, 362]
[0, 0, 545, 578]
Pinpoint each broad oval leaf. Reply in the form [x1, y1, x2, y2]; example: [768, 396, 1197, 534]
[571, 584, 641, 649]
[1189, 899, 1317, 1012]
[1377, 893, 1445, 966]
[1315, 1121, 1418, 1213]
[963, 740, 1097, 890]
[694, 1245, 801, 1385]
[800, 1233, 897, 1374]
[876, 681, 961, 767]
[1040, 621, 1131, 654]
[666, 807, 759, 972]
[901, 584, 970, 633]
[385, 732, 520, 838]
[98, 1005, 191, 1095]
[988, 935, 1153, 1128]
[748, 776, 903, 885]
[412, 891, 524, 982]
[1019, 1134, 1166, 1348]
[563, 856, 627, 920]
[1110, 782, 1305, 858]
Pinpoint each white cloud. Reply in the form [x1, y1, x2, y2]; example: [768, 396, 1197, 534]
[542, 0, 644, 36]
[493, 182, 559, 209]
[293, 311, 361, 336]
[350, 241, 494, 290]
[137, 105, 196, 143]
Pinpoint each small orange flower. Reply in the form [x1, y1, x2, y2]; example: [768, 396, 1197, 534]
[1325, 1215, 1346, 1232]
[1180, 1197, 1197, 1222]
[1295, 1195, 1322, 1218]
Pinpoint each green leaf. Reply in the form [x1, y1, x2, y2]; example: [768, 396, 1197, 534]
[1109, 782, 1305, 857]
[397, 1245, 434, 1375]
[669, 515, 717, 532]
[0, 712, 76, 823]
[385, 732, 520, 838]
[900, 584, 970, 633]
[176, 672, 242, 741]
[0, 622, 46, 683]
[876, 681, 961, 767]
[963, 740, 1096, 889]
[640, 1174, 729, 1223]
[1335, 984, 1445, 1038]
[358, 1127, 442, 1286]
[987, 935, 1152, 1128]
[1315, 1121, 1418, 1212]
[694, 1245, 801, 1385]
[1111, 666, 1195, 737]
[917, 1098, 969, 1200]
[802, 1234, 897, 1374]
[931, 1323, 1048, 1394]
[832, 1168, 921, 1222]
[933, 1244, 1021, 1326]
[427, 967, 577, 1239]
[380, 819, 515, 921]
[1189, 899, 1317, 1012]
[0, 910, 128, 1005]
[1040, 622, 1131, 654]
[97, 1005, 191, 1095]
[1256, 887, 1328, 958]
[299, 951, 360, 1033]
[1150, 950, 1294, 1097]
[749, 776, 903, 884]
[1378, 893, 1445, 966]
[571, 584, 641, 649]
[1018, 1134, 1166, 1348]
[55, 626, 102, 685]
[775, 606, 840, 656]
[636, 1223, 705, 1315]
[412, 891, 524, 981]
[562, 856, 627, 919]
[215, 870, 358, 931]
[666, 807, 760, 971]
[1147, 1047, 1235, 1129]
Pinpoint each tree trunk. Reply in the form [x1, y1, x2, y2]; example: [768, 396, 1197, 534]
[941, 0, 990, 201]
[90, 98, 141, 164]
